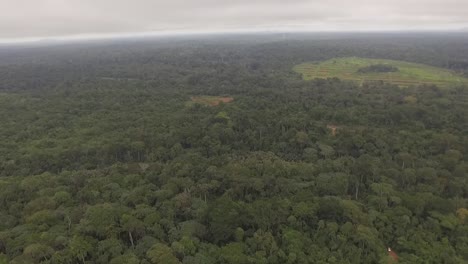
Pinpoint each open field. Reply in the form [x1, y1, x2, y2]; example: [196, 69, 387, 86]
[189, 96, 234, 106]
[294, 57, 468, 87]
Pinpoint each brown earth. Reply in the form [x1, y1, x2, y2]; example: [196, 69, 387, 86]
[190, 96, 234, 106]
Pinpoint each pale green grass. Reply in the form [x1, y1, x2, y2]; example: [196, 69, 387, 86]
[294, 57, 468, 87]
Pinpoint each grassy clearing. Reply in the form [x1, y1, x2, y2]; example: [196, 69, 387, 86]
[294, 57, 468, 87]
[189, 96, 234, 106]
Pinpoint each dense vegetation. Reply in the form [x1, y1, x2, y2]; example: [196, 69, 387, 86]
[0, 33, 467, 264]
[357, 64, 399, 73]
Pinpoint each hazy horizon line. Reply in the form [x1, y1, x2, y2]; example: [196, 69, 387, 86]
[1, 27, 467, 45]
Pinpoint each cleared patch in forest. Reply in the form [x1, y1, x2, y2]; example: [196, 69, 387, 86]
[293, 57, 468, 87]
[190, 96, 234, 106]
[327, 124, 338, 136]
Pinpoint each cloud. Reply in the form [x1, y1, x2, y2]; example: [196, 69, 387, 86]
[0, 0, 467, 39]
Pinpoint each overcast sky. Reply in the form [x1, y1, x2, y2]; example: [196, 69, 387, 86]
[1, 0, 467, 41]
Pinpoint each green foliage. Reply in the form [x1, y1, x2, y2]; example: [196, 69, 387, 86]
[357, 64, 399, 73]
[70, 235, 94, 263]
[147, 243, 181, 264]
[294, 57, 468, 86]
[0, 34, 467, 263]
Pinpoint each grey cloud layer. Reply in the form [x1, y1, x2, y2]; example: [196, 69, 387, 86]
[1, 0, 467, 39]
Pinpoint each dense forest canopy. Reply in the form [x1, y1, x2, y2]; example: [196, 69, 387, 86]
[0, 33, 467, 264]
